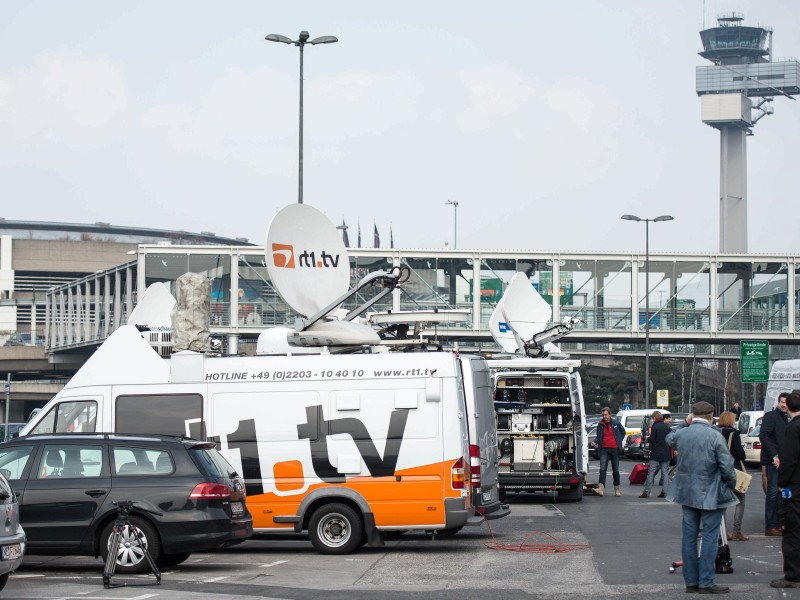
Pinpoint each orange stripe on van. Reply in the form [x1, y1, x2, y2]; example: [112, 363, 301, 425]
[247, 459, 468, 530]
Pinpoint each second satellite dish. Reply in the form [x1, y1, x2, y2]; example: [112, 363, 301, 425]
[265, 204, 351, 317]
[489, 272, 553, 353]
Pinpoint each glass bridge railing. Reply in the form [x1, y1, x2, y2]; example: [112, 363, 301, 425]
[44, 246, 800, 352]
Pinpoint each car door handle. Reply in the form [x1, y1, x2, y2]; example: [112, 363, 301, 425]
[85, 490, 108, 498]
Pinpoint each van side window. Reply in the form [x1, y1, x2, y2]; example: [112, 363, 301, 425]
[116, 394, 203, 437]
[30, 401, 98, 435]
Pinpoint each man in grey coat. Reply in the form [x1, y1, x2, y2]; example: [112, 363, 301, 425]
[667, 401, 738, 594]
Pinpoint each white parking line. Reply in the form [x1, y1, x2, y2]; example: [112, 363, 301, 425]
[8, 592, 159, 600]
[260, 560, 289, 568]
[202, 576, 229, 583]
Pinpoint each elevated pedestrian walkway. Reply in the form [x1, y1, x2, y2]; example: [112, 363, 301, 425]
[43, 246, 800, 357]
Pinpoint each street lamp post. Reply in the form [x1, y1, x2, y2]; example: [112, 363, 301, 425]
[621, 214, 674, 408]
[265, 30, 338, 204]
[445, 200, 459, 249]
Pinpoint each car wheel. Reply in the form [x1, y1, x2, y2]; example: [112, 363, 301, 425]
[156, 552, 191, 567]
[100, 516, 161, 574]
[308, 503, 363, 555]
[0, 573, 8, 592]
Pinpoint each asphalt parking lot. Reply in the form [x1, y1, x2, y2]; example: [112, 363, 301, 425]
[3, 459, 788, 600]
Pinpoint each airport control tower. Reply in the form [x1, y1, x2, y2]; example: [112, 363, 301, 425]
[696, 13, 800, 253]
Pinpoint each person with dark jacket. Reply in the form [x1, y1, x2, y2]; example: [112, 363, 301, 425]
[719, 410, 748, 541]
[640, 410, 671, 498]
[731, 402, 742, 419]
[595, 407, 626, 497]
[771, 390, 800, 588]
[761, 393, 791, 536]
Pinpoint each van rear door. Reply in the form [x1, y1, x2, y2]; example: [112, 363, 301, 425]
[570, 373, 588, 475]
[458, 356, 508, 520]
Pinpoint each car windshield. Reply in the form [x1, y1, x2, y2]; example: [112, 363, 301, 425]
[749, 425, 761, 438]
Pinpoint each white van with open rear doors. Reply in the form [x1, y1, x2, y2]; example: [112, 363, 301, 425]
[484, 272, 588, 502]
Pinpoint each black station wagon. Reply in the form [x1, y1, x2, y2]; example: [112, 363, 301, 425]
[0, 433, 252, 573]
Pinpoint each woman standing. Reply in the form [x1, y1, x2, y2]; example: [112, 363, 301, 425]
[719, 410, 748, 541]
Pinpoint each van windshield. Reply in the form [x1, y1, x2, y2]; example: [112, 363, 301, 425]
[625, 416, 644, 430]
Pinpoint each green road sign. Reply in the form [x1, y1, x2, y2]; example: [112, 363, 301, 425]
[741, 340, 769, 383]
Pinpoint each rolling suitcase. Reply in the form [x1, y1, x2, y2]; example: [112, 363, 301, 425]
[629, 462, 649, 485]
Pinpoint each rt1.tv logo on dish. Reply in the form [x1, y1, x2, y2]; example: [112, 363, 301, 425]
[271, 243, 341, 269]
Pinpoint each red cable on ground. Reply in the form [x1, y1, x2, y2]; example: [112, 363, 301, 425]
[481, 516, 592, 554]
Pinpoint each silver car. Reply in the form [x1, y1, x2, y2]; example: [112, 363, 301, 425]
[0, 472, 25, 591]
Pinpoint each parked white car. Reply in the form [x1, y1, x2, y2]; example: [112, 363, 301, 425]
[742, 423, 762, 465]
[737, 410, 764, 436]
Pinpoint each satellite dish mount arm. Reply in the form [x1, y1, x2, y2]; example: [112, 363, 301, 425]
[295, 267, 409, 331]
[523, 316, 583, 358]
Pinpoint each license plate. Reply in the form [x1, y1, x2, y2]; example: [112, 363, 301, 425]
[230, 501, 245, 517]
[1, 544, 21, 561]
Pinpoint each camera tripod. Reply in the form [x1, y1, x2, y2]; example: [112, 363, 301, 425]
[103, 500, 162, 588]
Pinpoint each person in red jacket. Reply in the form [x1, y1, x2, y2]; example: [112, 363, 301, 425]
[595, 407, 626, 497]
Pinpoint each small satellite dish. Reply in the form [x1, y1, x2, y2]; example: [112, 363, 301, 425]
[127, 282, 176, 329]
[265, 204, 351, 318]
[489, 272, 552, 353]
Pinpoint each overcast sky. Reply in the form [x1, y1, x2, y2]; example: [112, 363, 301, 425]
[1, 1, 798, 254]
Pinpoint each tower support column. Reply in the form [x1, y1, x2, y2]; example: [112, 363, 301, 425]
[719, 126, 748, 253]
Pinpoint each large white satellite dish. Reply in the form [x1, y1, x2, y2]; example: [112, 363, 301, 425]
[489, 272, 552, 353]
[265, 204, 351, 318]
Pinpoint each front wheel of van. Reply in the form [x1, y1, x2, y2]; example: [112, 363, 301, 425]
[308, 503, 363, 555]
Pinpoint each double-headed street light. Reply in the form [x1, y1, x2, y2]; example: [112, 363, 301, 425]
[265, 30, 338, 204]
[445, 200, 459, 249]
[621, 214, 674, 408]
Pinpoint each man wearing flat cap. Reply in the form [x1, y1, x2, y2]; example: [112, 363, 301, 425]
[667, 401, 738, 594]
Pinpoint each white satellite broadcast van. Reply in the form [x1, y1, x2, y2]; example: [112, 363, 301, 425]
[765, 359, 800, 410]
[21, 204, 494, 554]
[485, 273, 588, 502]
[366, 309, 509, 522]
